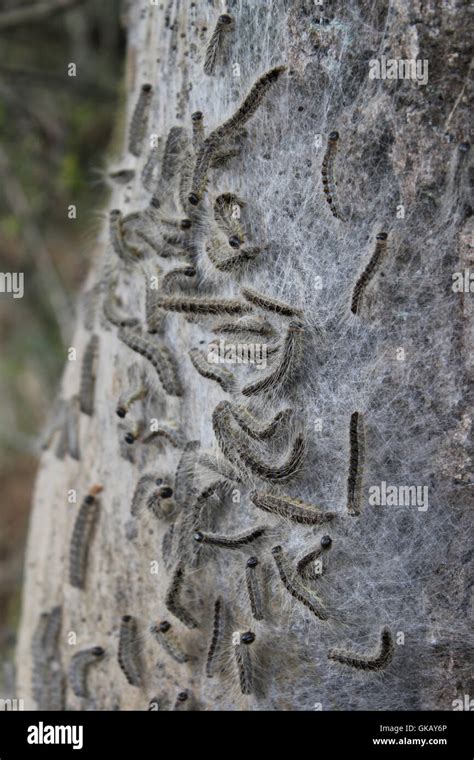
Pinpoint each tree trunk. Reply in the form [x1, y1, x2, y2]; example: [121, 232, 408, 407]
[16, 0, 472, 712]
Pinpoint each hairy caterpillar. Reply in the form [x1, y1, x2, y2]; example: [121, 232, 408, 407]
[213, 192, 246, 246]
[123, 417, 144, 445]
[161, 265, 196, 293]
[189, 348, 236, 392]
[321, 130, 347, 221]
[173, 691, 191, 710]
[161, 524, 175, 572]
[346, 411, 365, 515]
[297, 535, 333, 581]
[146, 484, 177, 521]
[68, 646, 105, 699]
[241, 321, 303, 397]
[328, 627, 394, 671]
[241, 287, 302, 317]
[130, 474, 156, 516]
[246, 557, 264, 620]
[117, 615, 142, 687]
[271, 545, 328, 620]
[211, 315, 275, 338]
[174, 440, 200, 508]
[109, 209, 140, 262]
[213, 401, 305, 481]
[189, 66, 286, 204]
[143, 425, 185, 449]
[205, 597, 226, 678]
[118, 327, 183, 397]
[109, 168, 135, 185]
[150, 620, 190, 664]
[154, 295, 252, 316]
[116, 379, 147, 420]
[160, 126, 187, 185]
[141, 148, 159, 192]
[165, 562, 199, 629]
[250, 491, 335, 525]
[103, 281, 140, 329]
[143, 264, 166, 335]
[194, 524, 266, 549]
[191, 111, 204, 149]
[128, 83, 153, 157]
[198, 452, 243, 484]
[79, 334, 99, 416]
[56, 397, 81, 460]
[206, 238, 261, 272]
[233, 631, 256, 695]
[204, 13, 233, 75]
[31, 606, 63, 710]
[351, 233, 389, 315]
[229, 404, 293, 441]
[69, 489, 101, 589]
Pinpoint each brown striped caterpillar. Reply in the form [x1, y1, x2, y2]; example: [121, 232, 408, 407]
[68, 646, 105, 699]
[116, 365, 148, 418]
[194, 524, 266, 549]
[109, 209, 141, 262]
[297, 535, 332, 582]
[69, 488, 101, 589]
[321, 130, 347, 221]
[198, 452, 243, 484]
[165, 562, 199, 629]
[241, 287, 303, 317]
[191, 111, 204, 149]
[117, 615, 142, 687]
[79, 334, 98, 416]
[328, 627, 394, 671]
[161, 265, 196, 293]
[271, 545, 328, 620]
[128, 83, 153, 157]
[245, 557, 264, 620]
[161, 524, 175, 572]
[203, 14, 234, 76]
[229, 404, 293, 441]
[346, 411, 365, 515]
[143, 425, 185, 449]
[211, 315, 275, 338]
[241, 321, 304, 397]
[250, 491, 335, 525]
[206, 597, 226, 678]
[189, 66, 286, 205]
[351, 233, 389, 315]
[160, 126, 187, 185]
[174, 440, 200, 508]
[31, 606, 63, 710]
[212, 401, 305, 481]
[154, 295, 252, 316]
[189, 348, 236, 392]
[141, 148, 159, 191]
[233, 631, 256, 695]
[206, 237, 261, 272]
[118, 327, 183, 396]
[213, 192, 246, 247]
[150, 620, 190, 664]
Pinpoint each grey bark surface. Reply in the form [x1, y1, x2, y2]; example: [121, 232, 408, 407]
[16, 0, 472, 711]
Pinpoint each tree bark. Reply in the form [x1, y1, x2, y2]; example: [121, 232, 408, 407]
[16, 0, 472, 712]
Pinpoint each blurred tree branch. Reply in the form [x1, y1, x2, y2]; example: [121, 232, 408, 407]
[0, 0, 83, 31]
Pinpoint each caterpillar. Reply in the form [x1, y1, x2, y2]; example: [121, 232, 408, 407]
[297, 535, 333, 581]
[117, 615, 142, 687]
[116, 367, 148, 418]
[123, 417, 144, 445]
[233, 631, 256, 695]
[130, 474, 156, 516]
[141, 148, 159, 192]
[109, 209, 140, 262]
[173, 690, 191, 710]
[79, 334, 99, 416]
[143, 264, 166, 335]
[118, 327, 183, 397]
[143, 425, 185, 449]
[206, 238, 261, 272]
[161, 265, 196, 293]
[69, 489, 101, 589]
[174, 440, 200, 508]
[103, 281, 140, 329]
[328, 627, 394, 671]
[351, 233, 389, 315]
[189, 348, 236, 392]
[189, 66, 286, 204]
[194, 524, 266, 549]
[31, 606, 64, 710]
[198, 452, 243, 484]
[191, 111, 204, 149]
[109, 168, 135, 185]
[160, 126, 187, 185]
[213, 192, 246, 246]
[205, 597, 226, 678]
[68, 647, 105, 699]
[250, 491, 335, 525]
[245, 557, 264, 621]
[211, 315, 275, 338]
[165, 562, 199, 629]
[150, 620, 190, 664]
[213, 401, 305, 481]
[203, 13, 233, 75]
[241, 287, 303, 317]
[346, 411, 365, 515]
[146, 485, 177, 521]
[56, 397, 80, 460]
[229, 404, 293, 441]
[128, 83, 153, 157]
[154, 295, 252, 316]
[321, 130, 347, 221]
[271, 545, 328, 620]
[241, 321, 303, 397]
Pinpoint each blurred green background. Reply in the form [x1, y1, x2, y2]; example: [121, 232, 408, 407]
[0, 0, 125, 690]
